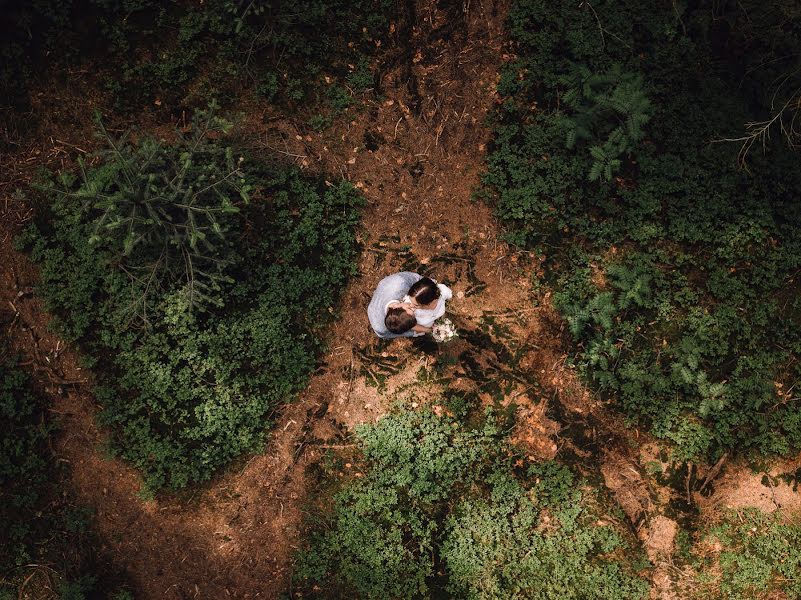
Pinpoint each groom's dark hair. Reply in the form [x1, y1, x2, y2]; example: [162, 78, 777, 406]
[386, 307, 416, 334]
[408, 277, 440, 305]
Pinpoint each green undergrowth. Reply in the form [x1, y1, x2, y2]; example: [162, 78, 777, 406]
[482, 0, 801, 461]
[1, 0, 393, 122]
[18, 110, 363, 491]
[0, 355, 54, 571]
[688, 509, 801, 599]
[0, 355, 132, 598]
[294, 407, 648, 599]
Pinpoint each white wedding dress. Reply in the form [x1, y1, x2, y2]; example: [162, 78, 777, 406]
[412, 283, 452, 327]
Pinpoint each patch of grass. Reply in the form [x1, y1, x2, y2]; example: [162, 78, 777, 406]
[692, 509, 801, 599]
[294, 408, 648, 598]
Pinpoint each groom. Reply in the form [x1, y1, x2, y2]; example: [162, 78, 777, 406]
[368, 271, 430, 339]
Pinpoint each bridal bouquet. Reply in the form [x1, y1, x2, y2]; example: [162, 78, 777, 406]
[431, 318, 458, 343]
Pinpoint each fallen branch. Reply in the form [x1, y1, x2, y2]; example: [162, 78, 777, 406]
[698, 451, 728, 494]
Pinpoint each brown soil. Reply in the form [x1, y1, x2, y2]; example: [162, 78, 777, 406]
[697, 457, 801, 515]
[3, 1, 801, 598]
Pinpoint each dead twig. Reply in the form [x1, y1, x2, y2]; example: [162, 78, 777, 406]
[346, 351, 356, 405]
[25, 326, 44, 363]
[685, 462, 694, 504]
[698, 451, 728, 494]
[6, 311, 20, 334]
[713, 88, 801, 169]
[763, 472, 780, 509]
[263, 144, 306, 160]
[54, 139, 87, 154]
[435, 113, 450, 147]
[579, 0, 605, 49]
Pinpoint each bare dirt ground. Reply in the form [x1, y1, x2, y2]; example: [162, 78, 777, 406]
[3, 1, 801, 599]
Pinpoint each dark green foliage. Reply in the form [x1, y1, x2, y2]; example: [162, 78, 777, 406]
[0, 0, 394, 116]
[57, 107, 248, 319]
[295, 409, 647, 599]
[0, 357, 52, 569]
[22, 116, 363, 490]
[484, 0, 801, 461]
[0, 0, 72, 112]
[0, 356, 133, 597]
[560, 64, 651, 182]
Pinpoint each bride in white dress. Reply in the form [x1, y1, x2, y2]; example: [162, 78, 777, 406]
[405, 277, 453, 330]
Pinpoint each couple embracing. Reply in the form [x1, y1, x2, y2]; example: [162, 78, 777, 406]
[368, 272, 452, 339]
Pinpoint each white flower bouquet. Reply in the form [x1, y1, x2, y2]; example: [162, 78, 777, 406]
[431, 318, 458, 343]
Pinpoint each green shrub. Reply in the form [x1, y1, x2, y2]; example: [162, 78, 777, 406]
[483, 0, 801, 461]
[295, 410, 504, 598]
[59, 106, 248, 318]
[560, 63, 651, 182]
[444, 489, 645, 599]
[22, 113, 363, 490]
[693, 509, 801, 599]
[295, 409, 647, 599]
[0, 357, 52, 569]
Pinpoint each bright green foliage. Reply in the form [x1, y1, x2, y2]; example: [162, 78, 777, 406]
[22, 117, 363, 490]
[295, 409, 647, 599]
[295, 410, 504, 598]
[0, 357, 52, 569]
[694, 509, 801, 599]
[443, 472, 645, 599]
[483, 0, 801, 461]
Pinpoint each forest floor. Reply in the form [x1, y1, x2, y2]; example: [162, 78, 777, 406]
[2, 0, 801, 598]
